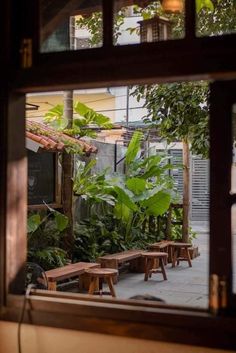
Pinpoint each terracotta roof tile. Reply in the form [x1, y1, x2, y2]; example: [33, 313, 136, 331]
[26, 120, 97, 155]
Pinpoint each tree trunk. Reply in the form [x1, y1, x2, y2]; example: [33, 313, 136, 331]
[62, 90, 74, 256]
[182, 139, 190, 243]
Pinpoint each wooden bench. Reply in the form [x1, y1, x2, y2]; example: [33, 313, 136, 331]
[98, 249, 143, 283]
[45, 262, 100, 290]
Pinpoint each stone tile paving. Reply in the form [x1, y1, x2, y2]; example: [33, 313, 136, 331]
[105, 232, 210, 308]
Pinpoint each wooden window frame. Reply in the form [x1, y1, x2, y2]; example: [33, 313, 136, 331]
[1, 0, 236, 350]
[27, 151, 62, 210]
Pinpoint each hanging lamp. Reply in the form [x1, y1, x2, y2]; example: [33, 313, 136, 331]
[161, 0, 183, 13]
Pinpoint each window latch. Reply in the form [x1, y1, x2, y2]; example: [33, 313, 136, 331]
[20, 38, 32, 68]
[209, 274, 228, 314]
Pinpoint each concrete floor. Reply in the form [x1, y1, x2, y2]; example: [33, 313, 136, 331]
[70, 226, 236, 309]
[108, 232, 209, 308]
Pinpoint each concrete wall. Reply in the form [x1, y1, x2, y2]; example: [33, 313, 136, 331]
[26, 90, 116, 122]
[0, 321, 234, 353]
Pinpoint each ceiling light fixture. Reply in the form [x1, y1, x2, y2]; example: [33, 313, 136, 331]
[161, 0, 184, 13]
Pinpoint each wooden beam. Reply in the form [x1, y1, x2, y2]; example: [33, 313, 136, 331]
[15, 34, 236, 92]
[6, 92, 27, 295]
[3, 293, 236, 350]
[209, 81, 234, 314]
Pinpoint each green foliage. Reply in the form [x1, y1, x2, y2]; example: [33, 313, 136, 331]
[76, 12, 103, 47]
[73, 131, 180, 261]
[132, 82, 209, 158]
[73, 214, 159, 263]
[27, 210, 69, 270]
[197, 0, 236, 36]
[44, 100, 112, 138]
[76, 7, 127, 47]
[125, 130, 142, 166]
[170, 208, 197, 243]
[27, 214, 41, 233]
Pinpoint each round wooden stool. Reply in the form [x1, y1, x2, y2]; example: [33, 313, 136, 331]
[170, 242, 192, 268]
[85, 268, 118, 297]
[142, 252, 168, 281]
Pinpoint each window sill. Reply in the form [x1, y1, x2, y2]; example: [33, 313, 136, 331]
[1, 291, 236, 350]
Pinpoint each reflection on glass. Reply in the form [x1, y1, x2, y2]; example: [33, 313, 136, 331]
[196, 0, 236, 37]
[26, 80, 210, 307]
[231, 205, 236, 293]
[113, 0, 185, 46]
[40, 0, 103, 53]
[232, 104, 236, 193]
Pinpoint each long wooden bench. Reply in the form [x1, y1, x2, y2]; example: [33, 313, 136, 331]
[98, 249, 143, 283]
[45, 262, 100, 290]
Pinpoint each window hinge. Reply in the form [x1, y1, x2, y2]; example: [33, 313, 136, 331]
[209, 274, 228, 314]
[20, 38, 32, 68]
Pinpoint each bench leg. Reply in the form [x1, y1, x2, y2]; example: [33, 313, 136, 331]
[172, 248, 177, 268]
[88, 277, 97, 295]
[48, 281, 57, 291]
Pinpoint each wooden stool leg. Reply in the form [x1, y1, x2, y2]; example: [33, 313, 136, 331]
[99, 278, 103, 295]
[172, 248, 177, 267]
[106, 277, 116, 297]
[48, 281, 57, 291]
[160, 258, 167, 280]
[149, 259, 155, 278]
[185, 247, 192, 267]
[88, 277, 97, 295]
[177, 248, 181, 265]
[144, 258, 151, 281]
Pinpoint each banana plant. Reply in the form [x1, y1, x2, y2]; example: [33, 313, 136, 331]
[44, 101, 112, 138]
[73, 131, 178, 244]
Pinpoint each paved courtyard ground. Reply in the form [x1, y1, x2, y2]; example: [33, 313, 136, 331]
[110, 232, 209, 308]
[69, 225, 236, 308]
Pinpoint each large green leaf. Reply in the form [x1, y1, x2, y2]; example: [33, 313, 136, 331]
[27, 214, 41, 233]
[114, 203, 132, 223]
[126, 177, 146, 195]
[141, 190, 171, 216]
[54, 211, 69, 232]
[113, 186, 137, 211]
[74, 102, 112, 129]
[44, 104, 68, 130]
[125, 131, 143, 165]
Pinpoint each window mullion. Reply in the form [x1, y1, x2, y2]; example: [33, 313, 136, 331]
[185, 0, 196, 40]
[209, 81, 233, 314]
[102, 0, 114, 48]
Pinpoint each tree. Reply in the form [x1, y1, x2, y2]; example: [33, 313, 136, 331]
[44, 100, 112, 256]
[132, 82, 209, 242]
[131, 0, 236, 241]
[72, 0, 236, 242]
[61, 91, 74, 256]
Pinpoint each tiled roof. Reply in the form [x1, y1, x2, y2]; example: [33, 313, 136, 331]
[26, 120, 97, 155]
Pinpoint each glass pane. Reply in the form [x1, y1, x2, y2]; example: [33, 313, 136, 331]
[40, 0, 103, 53]
[26, 82, 209, 308]
[113, 0, 185, 46]
[231, 104, 236, 193]
[196, 0, 236, 37]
